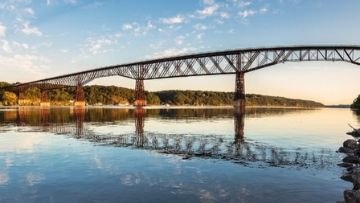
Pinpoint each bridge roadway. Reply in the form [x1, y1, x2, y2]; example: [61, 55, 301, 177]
[10, 45, 360, 108]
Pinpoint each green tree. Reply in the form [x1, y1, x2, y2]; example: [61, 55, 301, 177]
[351, 95, 360, 109]
[2, 91, 17, 106]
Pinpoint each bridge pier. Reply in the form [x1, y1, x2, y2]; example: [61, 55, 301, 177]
[74, 84, 86, 107]
[17, 87, 27, 106]
[234, 71, 245, 112]
[40, 90, 51, 107]
[134, 79, 146, 107]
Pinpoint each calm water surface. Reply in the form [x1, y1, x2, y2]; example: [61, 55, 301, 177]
[0, 107, 359, 203]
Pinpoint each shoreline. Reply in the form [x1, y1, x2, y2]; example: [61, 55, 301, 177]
[0, 105, 325, 110]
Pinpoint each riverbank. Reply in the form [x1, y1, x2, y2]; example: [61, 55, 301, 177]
[0, 105, 325, 110]
[338, 126, 360, 202]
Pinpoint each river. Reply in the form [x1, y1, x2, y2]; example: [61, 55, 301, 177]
[0, 107, 359, 202]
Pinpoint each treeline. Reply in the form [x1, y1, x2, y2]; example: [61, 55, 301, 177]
[351, 95, 360, 110]
[0, 82, 324, 107]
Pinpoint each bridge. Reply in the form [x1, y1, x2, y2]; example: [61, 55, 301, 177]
[11, 45, 360, 108]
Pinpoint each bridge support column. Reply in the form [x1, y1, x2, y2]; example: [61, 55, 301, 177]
[17, 87, 26, 106]
[234, 71, 245, 112]
[74, 84, 85, 107]
[134, 79, 146, 107]
[40, 90, 51, 107]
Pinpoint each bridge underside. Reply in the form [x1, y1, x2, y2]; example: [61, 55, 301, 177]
[11, 45, 360, 109]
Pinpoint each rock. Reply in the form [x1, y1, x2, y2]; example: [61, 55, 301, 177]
[182, 155, 191, 160]
[344, 190, 360, 203]
[342, 173, 353, 182]
[343, 156, 360, 164]
[338, 162, 354, 168]
[343, 139, 358, 150]
[339, 147, 356, 154]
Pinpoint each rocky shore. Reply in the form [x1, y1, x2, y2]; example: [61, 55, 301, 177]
[338, 126, 360, 203]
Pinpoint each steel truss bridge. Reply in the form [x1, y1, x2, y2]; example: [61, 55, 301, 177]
[11, 45, 360, 108]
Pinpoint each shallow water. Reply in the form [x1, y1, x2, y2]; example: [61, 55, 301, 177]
[0, 107, 359, 203]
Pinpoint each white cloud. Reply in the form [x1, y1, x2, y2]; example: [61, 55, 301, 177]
[122, 21, 155, 36]
[175, 36, 185, 45]
[20, 21, 42, 36]
[0, 23, 6, 38]
[24, 7, 34, 15]
[193, 24, 208, 31]
[197, 33, 204, 40]
[202, 0, 214, 5]
[161, 15, 184, 25]
[238, 9, 256, 18]
[86, 37, 117, 55]
[46, 0, 51, 5]
[234, 0, 252, 8]
[1, 40, 12, 53]
[197, 4, 219, 17]
[150, 47, 196, 58]
[122, 23, 133, 31]
[220, 12, 230, 19]
[0, 54, 50, 79]
[259, 7, 268, 14]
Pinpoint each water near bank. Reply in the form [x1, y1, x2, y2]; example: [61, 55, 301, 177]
[0, 107, 359, 202]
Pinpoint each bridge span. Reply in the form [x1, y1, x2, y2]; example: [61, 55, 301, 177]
[11, 45, 360, 109]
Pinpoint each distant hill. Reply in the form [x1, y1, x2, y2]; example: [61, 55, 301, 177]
[0, 83, 324, 107]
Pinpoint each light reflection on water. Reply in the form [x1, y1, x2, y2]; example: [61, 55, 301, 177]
[0, 107, 359, 203]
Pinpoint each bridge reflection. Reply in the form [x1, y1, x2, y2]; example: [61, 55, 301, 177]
[0, 107, 335, 168]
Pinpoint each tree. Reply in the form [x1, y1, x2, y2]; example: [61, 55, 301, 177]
[2, 91, 17, 106]
[351, 95, 360, 109]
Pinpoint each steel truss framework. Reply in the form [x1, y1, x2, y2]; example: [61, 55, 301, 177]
[13, 45, 360, 90]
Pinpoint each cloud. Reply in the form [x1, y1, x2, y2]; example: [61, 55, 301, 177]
[0, 23, 6, 38]
[122, 23, 134, 31]
[238, 9, 256, 18]
[150, 47, 196, 58]
[20, 21, 42, 36]
[0, 54, 50, 79]
[193, 23, 208, 31]
[202, 0, 214, 5]
[219, 12, 230, 19]
[161, 15, 185, 25]
[175, 36, 185, 45]
[197, 4, 219, 17]
[233, 0, 252, 8]
[0, 40, 12, 53]
[121, 21, 155, 36]
[259, 7, 268, 14]
[86, 37, 117, 55]
[23, 7, 34, 15]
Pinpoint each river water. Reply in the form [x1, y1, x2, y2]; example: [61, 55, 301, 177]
[0, 107, 359, 203]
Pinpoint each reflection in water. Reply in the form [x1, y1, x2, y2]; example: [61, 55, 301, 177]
[1, 107, 357, 203]
[0, 107, 336, 168]
[353, 109, 360, 123]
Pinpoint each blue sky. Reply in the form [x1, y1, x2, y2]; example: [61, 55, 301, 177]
[0, 0, 360, 104]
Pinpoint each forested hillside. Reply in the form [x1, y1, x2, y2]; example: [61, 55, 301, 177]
[0, 82, 323, 107]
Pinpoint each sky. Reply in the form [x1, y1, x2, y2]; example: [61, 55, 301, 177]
[0, 0, 359, 105]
